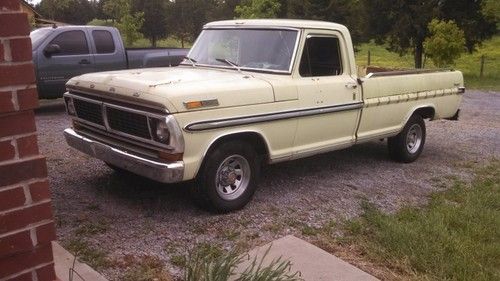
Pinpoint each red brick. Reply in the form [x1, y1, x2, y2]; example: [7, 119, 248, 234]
[0, 0, 21, 11]
[0, 91, 15, 113]
[0, 155, 47, 187]
[35, 222, 56, 245]
[0, 201, 53, 234]
[0, 111, 36, 138]
[0, 243, 53, 279]
[6, 272, 33, 281]
[10, 38, 32, 62]
[0, 186, 25, 212]
[0, 13, 29, 37]
[0, 230, 32, 257]
[0, 140, 15, 161]
[36, 262, 56, 281]
[29, 180, 50, 202]
[0, 63, 36, 87]
[0, 43, 4, 62]
[17, 134, 39, 158]
[17, 88, 39, 111]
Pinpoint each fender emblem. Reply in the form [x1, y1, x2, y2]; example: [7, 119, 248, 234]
[133, 92, 140, 97]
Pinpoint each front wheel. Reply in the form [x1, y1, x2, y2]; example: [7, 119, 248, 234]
[190, 141, 260, 213]
[388, 114, 426, 163]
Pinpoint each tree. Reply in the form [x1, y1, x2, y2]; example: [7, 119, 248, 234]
[38, 0, 96, 24]
[167, 0, 214, 47]
[361, 0, 438, 69]
[103, 0, 127, 22]
[235, 0, 281, 18]
[115, 1, 144, 46]
[424, 19, 465, 67]
[438, 0, 497, 53]
[133, 0, 168, 47]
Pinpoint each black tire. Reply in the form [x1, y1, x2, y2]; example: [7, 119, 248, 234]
[388, 114, 426, 163]
[190, 141, 260, 213]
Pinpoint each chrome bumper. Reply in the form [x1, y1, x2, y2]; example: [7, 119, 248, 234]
[63, 128, 184, 183]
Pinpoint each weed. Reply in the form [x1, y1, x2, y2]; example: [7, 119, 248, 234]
[122, 255, 173, 281]
[64, 238, 109, 269]
[75, 220, 109, 236]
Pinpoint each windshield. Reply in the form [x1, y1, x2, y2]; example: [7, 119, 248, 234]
[185, 28, 299, 73]
[30, 28, 54, 50]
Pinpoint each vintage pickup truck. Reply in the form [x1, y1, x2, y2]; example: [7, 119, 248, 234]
[63, 19, 464, 212]
[31, 26, 188, 99]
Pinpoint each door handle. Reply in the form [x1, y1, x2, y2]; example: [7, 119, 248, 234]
[345, 83, 357, 89]
[79, 59, 91, 65]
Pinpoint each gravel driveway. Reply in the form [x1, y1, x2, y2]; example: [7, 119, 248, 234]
[36, 90, 500, 280]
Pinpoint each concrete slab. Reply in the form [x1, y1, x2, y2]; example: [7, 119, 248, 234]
[52, 241, 108, 281]
[233, 235, 379, 281]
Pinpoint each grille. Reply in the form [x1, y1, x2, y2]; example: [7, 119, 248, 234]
[74, 99, 104, 125]
[106, 107, 150, 139]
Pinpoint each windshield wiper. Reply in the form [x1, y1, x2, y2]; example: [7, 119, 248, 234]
[215, 58, 241, 73]
[183, 56, 197, 67]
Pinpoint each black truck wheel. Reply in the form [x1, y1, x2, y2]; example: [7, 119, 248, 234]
[388, 114, 426, 163]
[191, 141, 260, 213]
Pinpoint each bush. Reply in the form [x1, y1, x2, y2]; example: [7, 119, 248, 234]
[424, 19, 466, 67]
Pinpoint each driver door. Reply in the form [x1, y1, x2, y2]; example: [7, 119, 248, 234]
[37, 30, 93, 97]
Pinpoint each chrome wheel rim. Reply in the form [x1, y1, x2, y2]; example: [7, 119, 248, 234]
[215, 155, 250, 201]
[406, 124, 423, 154]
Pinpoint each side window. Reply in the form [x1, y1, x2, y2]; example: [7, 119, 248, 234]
[92, 30, 115, 54]
[49, 31, 89, 56]
[299, 36, 342, 77]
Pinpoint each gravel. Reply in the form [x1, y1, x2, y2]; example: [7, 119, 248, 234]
[35, 90, 500, 280]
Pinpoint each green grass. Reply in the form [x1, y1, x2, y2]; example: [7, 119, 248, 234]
[122, 255, 174, 281]
[356, 36, 500, 91]
[344, 160, 500, 281]
[64, 238, 110, 270]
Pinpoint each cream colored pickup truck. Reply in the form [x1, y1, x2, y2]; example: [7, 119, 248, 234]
[63, 19, 464, 212]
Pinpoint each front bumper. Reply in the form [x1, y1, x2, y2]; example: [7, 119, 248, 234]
[63, 128, 184, 183]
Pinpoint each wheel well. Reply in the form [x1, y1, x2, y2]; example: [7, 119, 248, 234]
[207, 132, 269, 160]
[413, 107, 435, 120]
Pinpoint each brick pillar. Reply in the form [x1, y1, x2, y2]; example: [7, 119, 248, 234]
[0, 1, 58, 280]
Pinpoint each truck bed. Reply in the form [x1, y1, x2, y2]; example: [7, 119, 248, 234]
[126, 48, 188, 68]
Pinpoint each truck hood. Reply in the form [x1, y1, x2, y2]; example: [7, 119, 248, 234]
[66, 66, 275, 113]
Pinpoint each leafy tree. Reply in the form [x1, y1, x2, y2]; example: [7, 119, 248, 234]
[438, 0, 497, 53]
[133, 0, 168, 47]
[361, 0, 438, 69]
[167, 0, 213, 47]
[38, 0, 95, 24]
[235, 0, 281, 18]
[115, 1, 144, 46]
[102, 0, 128, 22]
[424, 19, 465, 67]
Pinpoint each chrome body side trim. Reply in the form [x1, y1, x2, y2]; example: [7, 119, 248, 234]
[185, 102, 363, 131]
[365, 68, 453, 78]
[64, 128, 184, 183]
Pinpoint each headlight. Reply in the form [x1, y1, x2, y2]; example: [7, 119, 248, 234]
[155, 120, 170, 142]
[64, 97, 76, 115]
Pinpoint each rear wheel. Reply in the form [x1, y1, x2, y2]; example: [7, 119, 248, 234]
[190, 141, 260, 213]
[388, 114, 426, 163]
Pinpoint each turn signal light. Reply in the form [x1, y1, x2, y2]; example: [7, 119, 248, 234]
[184, 101, 203, 109]
[158, 151, 183, 161]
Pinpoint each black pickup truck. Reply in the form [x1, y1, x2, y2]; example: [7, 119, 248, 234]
[30, 25, 189, 99]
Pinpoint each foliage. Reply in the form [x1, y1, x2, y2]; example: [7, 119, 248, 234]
[122, 255, 173, 281]
[115, 1, 144, 46]
[424, 19, 466, 67]
[38, 0, 95, 24]
[345, 160, 500, 281]
[87, 18, 116, 27]
[102, 0, 128, 22]
[184, 244, 303, 281]
[438, 0, 497, 53]
[235, 0, 281, 19]
[482, 0, 500, 26]
[133, 0, 169, 47]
